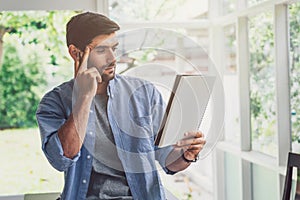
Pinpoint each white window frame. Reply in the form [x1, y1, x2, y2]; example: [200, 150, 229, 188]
[0, 0, 297, 199]
[213, 0, 295, 200]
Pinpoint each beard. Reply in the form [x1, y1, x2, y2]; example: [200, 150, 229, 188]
[100, 61, 116, 82]
[101, 72, 115, 82]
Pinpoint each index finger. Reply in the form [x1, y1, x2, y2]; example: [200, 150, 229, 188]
[183, 131, 204, 139]
[77, 46, 90, 74]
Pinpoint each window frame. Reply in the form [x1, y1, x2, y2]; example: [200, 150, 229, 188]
[0, 0, 297, 199]
[213, 0, 294, 199]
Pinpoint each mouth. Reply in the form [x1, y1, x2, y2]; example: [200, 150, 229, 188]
[99, 63, 116, 76]
[105, 65, 115, 70]
[104, 62, 116, 70]
[104, 66, 115, 73]
[104, 60, 115, 67]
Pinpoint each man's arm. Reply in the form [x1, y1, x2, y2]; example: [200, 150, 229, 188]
[57, 96, 93, 159]
[165, 131, 205, 172]
[58, 47, 101, 159]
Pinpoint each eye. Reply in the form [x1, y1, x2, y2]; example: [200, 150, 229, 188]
[96, 47, 106, 53]
[112, 46, 118, 52]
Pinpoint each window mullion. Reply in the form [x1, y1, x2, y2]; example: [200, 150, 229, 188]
[237, 17, 251, 152]
[274, 4, 291, 166]
[274, 4, 291, 199]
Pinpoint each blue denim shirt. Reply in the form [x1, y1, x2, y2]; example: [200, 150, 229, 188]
[36, 74, 175, 200]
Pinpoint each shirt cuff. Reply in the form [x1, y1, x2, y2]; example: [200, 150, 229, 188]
[43, 133, 80, 171]
[155, 145, 176, 174]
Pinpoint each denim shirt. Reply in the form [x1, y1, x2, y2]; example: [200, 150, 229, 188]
[36, 74, 175, 200]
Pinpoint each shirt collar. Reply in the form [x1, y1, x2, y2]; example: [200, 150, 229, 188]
[107, 74, 119, 99]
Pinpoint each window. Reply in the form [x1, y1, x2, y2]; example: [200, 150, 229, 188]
[223, 24, 240, 145]
[109, 0, 208, 22]
[248, 11, 277, 156]
[224, 152, 241, 199]
[216, 1, 298, 199]
[0, 10, 76, 196]
[289, 2, 300, 152]
[222, 0, 237, 15]
[248, 0, 267, 7]
[251, 163, 277, 199]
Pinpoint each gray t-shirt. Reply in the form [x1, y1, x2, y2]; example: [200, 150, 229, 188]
[86, 94, 133, 200]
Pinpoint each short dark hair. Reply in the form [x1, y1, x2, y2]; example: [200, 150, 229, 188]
[66, 12, 120, 51]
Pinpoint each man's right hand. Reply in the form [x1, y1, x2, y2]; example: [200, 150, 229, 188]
[74, 47, 102, 100]
[59, 46, 102, 159]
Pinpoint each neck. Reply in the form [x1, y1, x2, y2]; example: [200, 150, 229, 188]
[96, 81, 108, 95]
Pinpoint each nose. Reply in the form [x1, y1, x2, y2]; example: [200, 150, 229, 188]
[106, 47, 116, 63]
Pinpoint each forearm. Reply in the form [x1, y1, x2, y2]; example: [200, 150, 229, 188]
[165, 148, 191, 172]
[58, 96, 93, 158]
[166, 131, 205, 172]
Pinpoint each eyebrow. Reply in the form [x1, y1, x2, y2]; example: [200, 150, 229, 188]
[94, 42, 119, 50]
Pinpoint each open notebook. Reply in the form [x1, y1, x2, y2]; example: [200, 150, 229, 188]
[155, 74, 215, 147]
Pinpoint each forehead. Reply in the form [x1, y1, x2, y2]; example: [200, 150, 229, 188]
[91, 33, 118, 47]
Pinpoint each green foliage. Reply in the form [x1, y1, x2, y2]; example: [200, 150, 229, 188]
[0, 11, 78, 129]
[0, 43, 46, 128]
[109, 0, 187, 22]
[248, 4, 300, 147]
[249, 11, 276, 146]
[289, 3, 300, 142]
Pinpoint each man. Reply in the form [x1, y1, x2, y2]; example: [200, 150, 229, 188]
[36, 12, 206, 200]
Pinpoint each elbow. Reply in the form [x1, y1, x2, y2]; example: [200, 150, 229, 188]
[42, 139, 79, 172]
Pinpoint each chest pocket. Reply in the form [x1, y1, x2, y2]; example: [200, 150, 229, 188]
[128, 86, 154, 131]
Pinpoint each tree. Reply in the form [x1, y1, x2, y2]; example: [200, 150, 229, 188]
[0, 11, 77, 129]
[249, 11, 276, 148]
[289, 3, 300, 142]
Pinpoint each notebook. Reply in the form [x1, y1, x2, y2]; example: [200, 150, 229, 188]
[154, 74, 215, 147]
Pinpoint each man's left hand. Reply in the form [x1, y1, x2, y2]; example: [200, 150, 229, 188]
[175, 131, 206, 161]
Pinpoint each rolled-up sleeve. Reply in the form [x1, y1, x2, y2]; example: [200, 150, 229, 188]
[36, 89, 80, 172]
[155, 145, 176, 174]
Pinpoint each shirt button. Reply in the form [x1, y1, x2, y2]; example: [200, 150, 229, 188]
[89, 131, 93, 135]
[90, 110, 93, 113]
[87, 155, 91, 159]
[82, 179, 87, 184]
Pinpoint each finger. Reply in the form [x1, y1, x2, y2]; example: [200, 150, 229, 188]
[74, 58, 80, 78]
[176, 137, 206, 147]
[186, 144, 205, 151]
[183, 131, 204, 139]
[95, 71, 102, 83]
[84, 67, 102, 83]
[182, 147, 202, 160]
[77, 46, 90, 74]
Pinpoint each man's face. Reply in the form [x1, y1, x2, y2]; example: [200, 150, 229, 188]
[87, 33, 119, 82]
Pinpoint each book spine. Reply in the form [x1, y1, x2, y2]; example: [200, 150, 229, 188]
[155, 75, 182, 146]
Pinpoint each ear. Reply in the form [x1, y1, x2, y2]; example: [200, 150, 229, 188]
[68, 44, 81, 62]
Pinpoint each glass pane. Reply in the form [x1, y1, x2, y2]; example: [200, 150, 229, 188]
[223, 24, 240, 145]
[0, 129, 64, 195]
[225, 153, 241, 199]
[252, 163, 277, 200]
[109, 0, 208, 22]
[116, 28, 210, 80]
[249, 11, 277, 156]
[0, 10, 75, 195]
[289, 2, 300, 151]
[248, 0, 267, 7]
[224, 24, 237, 73]
[222, 0, 237, 15]
[160, 154, 213, 199]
